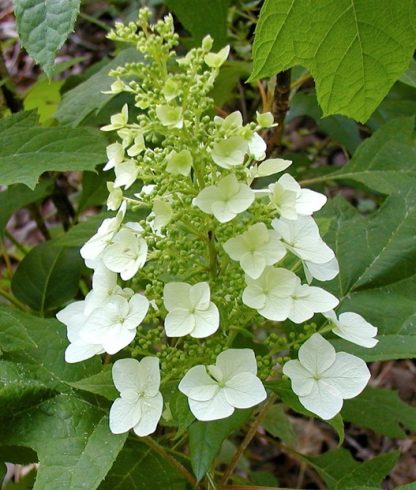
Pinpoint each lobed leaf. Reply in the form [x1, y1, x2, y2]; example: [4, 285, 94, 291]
[0, 112, 106, 189]
[14, 0, 81, 77]
[0, 394, 127, 490]
[306, 448, 399, 489]
[342, 387, 416, 438]
[250, 0, 416, 121]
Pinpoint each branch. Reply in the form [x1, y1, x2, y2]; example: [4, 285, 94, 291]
[267, 70, 291, 155]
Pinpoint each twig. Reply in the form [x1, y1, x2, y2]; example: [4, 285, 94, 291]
[51, 174, 75, 231]
[4, 231, 28, 256]
[267, 70, 291, 155]
[256, 80, 268, 111]
[0, 289, 27, 310]
[142, 436, 200, 489]
[220, 394, 277, 486]
[0, 49, 22, 113]
[27, 204, 50, 241]
[0, 238, 13, 277]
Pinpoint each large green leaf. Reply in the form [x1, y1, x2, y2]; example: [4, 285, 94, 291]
[0, 112, 106, 188]
[250, 0, 416, 122]
[56, 48, 140, 127]
[0, 180, 53, 235]
[0, 305, 100, 390]
[400, 58, 416, 88]
[99, 439, 187, 490]
[342, 387, 416, 438]
[11, 242, 83, 313]
[166, 0, 229, 49]
[0, 394, 127, 490]
[328, 117, 416, 194]
[188, 409, 251, 481]
[306, 449, 399, 489]
[0, 360, 53, 415]
[14, 0, 80, 78]
[321, 191, 416, 361]
[69, 367, 118, 401]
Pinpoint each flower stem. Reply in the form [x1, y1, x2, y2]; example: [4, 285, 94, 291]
[220, 394, 277, 486]
[142, 436, 200, 489]
[207, 230, 218, 278]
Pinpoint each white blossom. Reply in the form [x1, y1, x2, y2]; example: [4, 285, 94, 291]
[127, 133, 145, 157]
[283, 333, 370, 420]
[84, 262, 121, 315]
[106, 182, 123, 211]
[204, 45, 230, 68]
[81, 293, 149, 354]
[56, 301, 104, 363]
[179, 349, 267, 421]
[193, 174, 254, 223]
[162, 79, 180, 101]
[163, 282, 219, 338]
[101, 104, 128, 131]
[323, 310, 378, 348]
[269, 174, 326, 219]
[210, 136, 248, 169]
[214, 111, 243, 129]
[110, 357, 163, 436]
[250, 158, 292, 179]
[166, 149, 193, 176]
[242, 267, 339, 323]
[156, 105, 183, 128]
[102, 223, 148, 280]
[114, 159, 139, 189]
[149, 198, 173, 233]
[247, 133, 266, 161]
[223, 222, 286, 279]
[104, 142, 124, 171]
[256, 111, 275, 128]
[304, 257, 339, 283]
[80, 201, 126, 262]
[272, 216, 335, 267]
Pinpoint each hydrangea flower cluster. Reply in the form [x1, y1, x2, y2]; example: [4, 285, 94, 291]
[57, 9, 379, 435]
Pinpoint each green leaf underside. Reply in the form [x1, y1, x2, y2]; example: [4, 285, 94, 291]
[250, 0, 416, 121]
[342, 387, 416, 438]
[165, 0, 229, 49]
[321, 189, 416, 361]
[0, 112, 106, 188]
[189, 409, 252, 480]
[11, 243, 83, 312]
[328, 117, 416, 194]
[14, 0, 81, 77]
[307, 448, 399, 489]
[56, 48, 141, 127]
